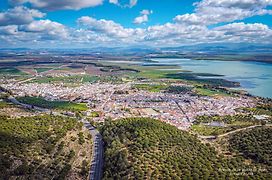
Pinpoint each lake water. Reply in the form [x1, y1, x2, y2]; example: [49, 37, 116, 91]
[151, 58, 272, 98]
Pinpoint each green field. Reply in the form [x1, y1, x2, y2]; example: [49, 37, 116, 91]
[132, 83, 169, 92]
[99, 61, 181, 79]
[191, 124, 230, 136]
[0, 68, 27, 76]
[195, 87, 231, 96]
[17, 96, 88, 112]
[82, 75, 99, 83]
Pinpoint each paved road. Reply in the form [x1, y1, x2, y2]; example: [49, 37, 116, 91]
[8, 96, 104, 180]
[81, 119, 104, 180]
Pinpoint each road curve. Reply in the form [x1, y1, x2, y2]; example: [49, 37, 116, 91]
[81, 120, 104, 180]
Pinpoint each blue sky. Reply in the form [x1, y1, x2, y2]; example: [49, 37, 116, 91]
[0, 0, 272, 48]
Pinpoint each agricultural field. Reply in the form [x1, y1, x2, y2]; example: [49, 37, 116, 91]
[194, 87, 231, 97]
[0, 115, 92, 179]
[0, 67, 28, 76]
[17, 96, 88, 112]
[132, 83, 169, 92]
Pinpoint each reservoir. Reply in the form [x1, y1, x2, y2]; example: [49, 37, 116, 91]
[151, 58, 272, 98]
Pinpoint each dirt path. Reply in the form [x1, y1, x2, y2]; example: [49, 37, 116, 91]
[198, 125, 263, 140]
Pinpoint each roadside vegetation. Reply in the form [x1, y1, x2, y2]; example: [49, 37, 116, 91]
[100, 117, 269, 179]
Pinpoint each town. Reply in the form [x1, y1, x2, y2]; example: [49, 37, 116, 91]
[2, 80, 255, 130]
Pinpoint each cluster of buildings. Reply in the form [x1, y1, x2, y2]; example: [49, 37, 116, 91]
[99, 90, 255, 129]
[2, 81, 255, 130]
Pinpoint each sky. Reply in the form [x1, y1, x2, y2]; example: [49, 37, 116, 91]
[0, 0, 272, 48]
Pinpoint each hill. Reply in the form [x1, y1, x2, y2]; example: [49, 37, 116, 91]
[229, 126, 272, 166]
[0, 115, 92, 179]
[100, 118, 270, 179]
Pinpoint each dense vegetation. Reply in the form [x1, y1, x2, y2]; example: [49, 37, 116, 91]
[17, 96, 88, 112]
[229, 127, 272, 166]
[101, 118, 269, 179]
[165, 72, 240, 87]
[132, 83, 169, 92]
[0, 115, 92, 179]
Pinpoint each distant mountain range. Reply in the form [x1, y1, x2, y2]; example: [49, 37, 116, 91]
[0, 43, 272, 55]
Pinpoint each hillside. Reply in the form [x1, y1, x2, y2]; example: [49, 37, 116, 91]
[229, 126, 272, 166]
[100, 118, 270, 179]
[0, 115, 92, 179]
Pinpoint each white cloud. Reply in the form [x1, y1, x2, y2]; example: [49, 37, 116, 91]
[213, 22, 272, 43]
[9, 0, 103, 10]
[0, 25, 18, 35]
[109, 0, 118, 5]
[109, 0, 138, 8]
[19, 20, 69, 39]
[174, 0, 272, 26]
[77, 16, 144, 39]
[0, 19, 70, 48]
[0, 6, 45, 26]
[133, 10, 152, 24]
[1, 0, 272, 47]
[196, 0, 272, 9]
[9, 0, 138, 10]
